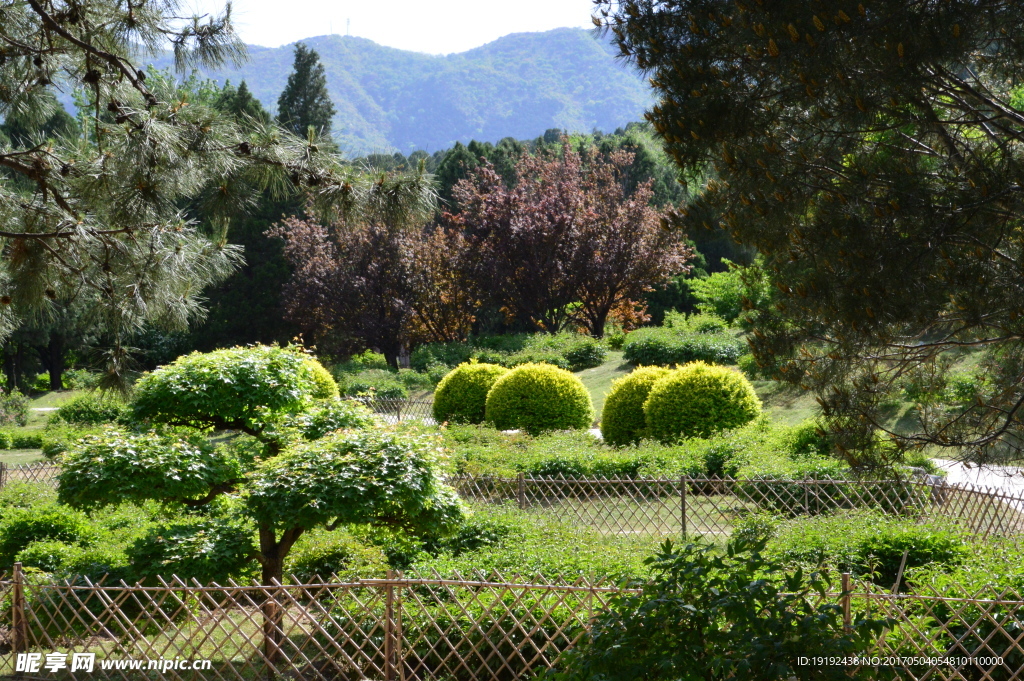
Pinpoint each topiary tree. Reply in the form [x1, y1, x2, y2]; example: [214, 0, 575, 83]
[433, 362, 509, 424]
[644, 362, 761, 443]
[58, 345, 463, 661]
[600, 367, 670, 446]
[485, 363, 594, 436]
[130, 345, 335, 451]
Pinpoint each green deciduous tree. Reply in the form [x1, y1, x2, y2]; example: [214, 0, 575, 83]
[276, 42, 336, 137]
[596, 0, 1024, 465]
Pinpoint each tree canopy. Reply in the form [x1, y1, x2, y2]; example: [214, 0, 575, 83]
[596, 0, 1024, 465]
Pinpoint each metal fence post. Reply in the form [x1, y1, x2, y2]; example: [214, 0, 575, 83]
[384, 570, 395, 681]
[841, 572, 852, 632]
[518, 472, 526, 510]
[680, 476, 687, 539]
[12, 561, 26, 654]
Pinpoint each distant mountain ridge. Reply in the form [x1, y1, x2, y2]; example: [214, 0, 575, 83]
[146, 28, 653, 154]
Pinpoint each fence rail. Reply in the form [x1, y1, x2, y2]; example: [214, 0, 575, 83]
[5, 463, 1024, 541]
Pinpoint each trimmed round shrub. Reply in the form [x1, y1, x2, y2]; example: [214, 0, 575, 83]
[644, 362, 762, 442]
[0, 506, 96, 565]
[131, 345, 322, 430]
[303, 357, 340, 399]
[433, 363, 509, 424]
[484, 363, 595, 435]
[600, 367, 671, 446]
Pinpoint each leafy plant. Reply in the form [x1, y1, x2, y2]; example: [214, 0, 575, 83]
[766, 510, 970, 588]
[289, 399, 376, 440]
[554, 538, 890, 681]
[127, 515, 257, 584]
[341, 370, 409, 400]
[0, 391, 28, 427]
[0, 506, 97, 566]
[51, 392, 129, 426]
[485, 363, 595, 435]
[131, 345, 325, 441]
[284, 528, 389, 582]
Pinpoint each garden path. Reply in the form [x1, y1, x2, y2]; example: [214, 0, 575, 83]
[934, 459, 1024, 507]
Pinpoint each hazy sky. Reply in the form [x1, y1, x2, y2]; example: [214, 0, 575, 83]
[186, 0, 598, 54]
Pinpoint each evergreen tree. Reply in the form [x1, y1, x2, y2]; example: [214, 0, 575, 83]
[215, 80, 270, 123]
[596, 0, 1024, 465]
[277, 43, 336, 137]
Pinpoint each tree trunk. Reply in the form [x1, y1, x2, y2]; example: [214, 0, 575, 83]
[259, 527, 286, 673]
[258, 525, 304, 676]
[37, 333, 65, 391]
[2, 343, 15, 395]
[589, 308, 610, 339]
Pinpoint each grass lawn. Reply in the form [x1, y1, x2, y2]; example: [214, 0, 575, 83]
[0, 449, 45, 465]
[575, 351, 630, 416]
[23, 390, 84, 430]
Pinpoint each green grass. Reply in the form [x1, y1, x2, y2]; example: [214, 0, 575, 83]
[0, 449, 44, 465]
[23, 390, 87, 430]
[575, 351, 630, 418]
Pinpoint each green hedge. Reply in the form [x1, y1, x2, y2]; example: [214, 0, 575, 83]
[764, 510, 970, 587]
[444, 420, 842, 482]
[51, 393, 129, 426]
[412, 334, 607, 374]
[622, 327, 745, 366]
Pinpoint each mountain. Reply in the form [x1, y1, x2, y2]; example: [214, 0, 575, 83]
[145, 28, 654, 154]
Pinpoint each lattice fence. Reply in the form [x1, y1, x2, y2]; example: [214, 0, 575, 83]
[0, 461, 60, 488]
[346, 397, 435, 424]
[0, 568, 625, 681]
[448, 474, 1024, 540]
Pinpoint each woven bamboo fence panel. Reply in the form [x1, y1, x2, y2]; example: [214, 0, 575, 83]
[0, 569, 625, 681]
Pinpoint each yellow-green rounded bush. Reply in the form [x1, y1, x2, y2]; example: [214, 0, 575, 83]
[433, 362, 509, 424]
[485, 363, 595, 435]
[303, 357, 340, 399]
[600, 366, 671, 446]
[644, 361, 761, 442]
